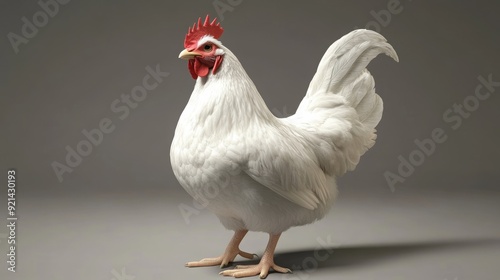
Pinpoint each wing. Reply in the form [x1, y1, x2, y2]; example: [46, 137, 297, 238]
[244, 30, 398, 211]
[244, 122, 332, 210]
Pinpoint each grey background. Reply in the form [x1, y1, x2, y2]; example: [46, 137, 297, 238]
[1, 1, 499, 279]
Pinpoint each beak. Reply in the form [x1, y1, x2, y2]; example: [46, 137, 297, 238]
[179, 49, 201, 60]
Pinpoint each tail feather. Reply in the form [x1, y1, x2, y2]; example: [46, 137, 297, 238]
[299, 29, 398, 125]
[298, 29, 398, 129]
[349, 71, 382, 129]
[290, 29, 398, 176]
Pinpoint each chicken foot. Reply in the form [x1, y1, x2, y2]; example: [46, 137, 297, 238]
[220, 233, 291, 278]
[186, 230, 256, 268]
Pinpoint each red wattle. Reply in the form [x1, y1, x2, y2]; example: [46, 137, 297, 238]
[188, 59, 197, 79]
[194, 59, 209, 77]
[187, 57, 221, 79]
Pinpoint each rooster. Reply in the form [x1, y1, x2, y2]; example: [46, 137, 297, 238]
[171, 15, 398, 278]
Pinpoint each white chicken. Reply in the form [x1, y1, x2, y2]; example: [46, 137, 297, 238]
[170, 15, 398, 278]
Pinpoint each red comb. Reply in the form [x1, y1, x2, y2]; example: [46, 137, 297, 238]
[184, 15, 223, 50]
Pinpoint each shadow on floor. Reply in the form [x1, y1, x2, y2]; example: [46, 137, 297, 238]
[215, 238, 500, 273]
[271, 238, 500, 271]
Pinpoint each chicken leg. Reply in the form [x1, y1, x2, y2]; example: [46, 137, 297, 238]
[186, 230, 256, 268]
[220, 233, 291, 278]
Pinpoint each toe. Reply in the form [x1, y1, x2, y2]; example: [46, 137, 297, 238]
[236, 269, 261, 278]
[186, 257, 222, 267]
[238, 250, 258, 259]
[219, 269, 237, 276]
[234, 265, 257, 269]
[272, 265, 292, 274]
[258, 264, 270, 279]
[219, 266, 266, 278]
[218, 261, 290, 278]
[235, 268, 261, 278]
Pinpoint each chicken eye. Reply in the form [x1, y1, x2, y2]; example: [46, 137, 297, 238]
[203, 44, 212, 52]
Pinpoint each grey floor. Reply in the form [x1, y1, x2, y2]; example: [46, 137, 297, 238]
[2, 186, 499, 280]
[2, 1, 500, 280]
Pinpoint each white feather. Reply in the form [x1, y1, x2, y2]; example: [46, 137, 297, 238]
[171, 30, 398, 233]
